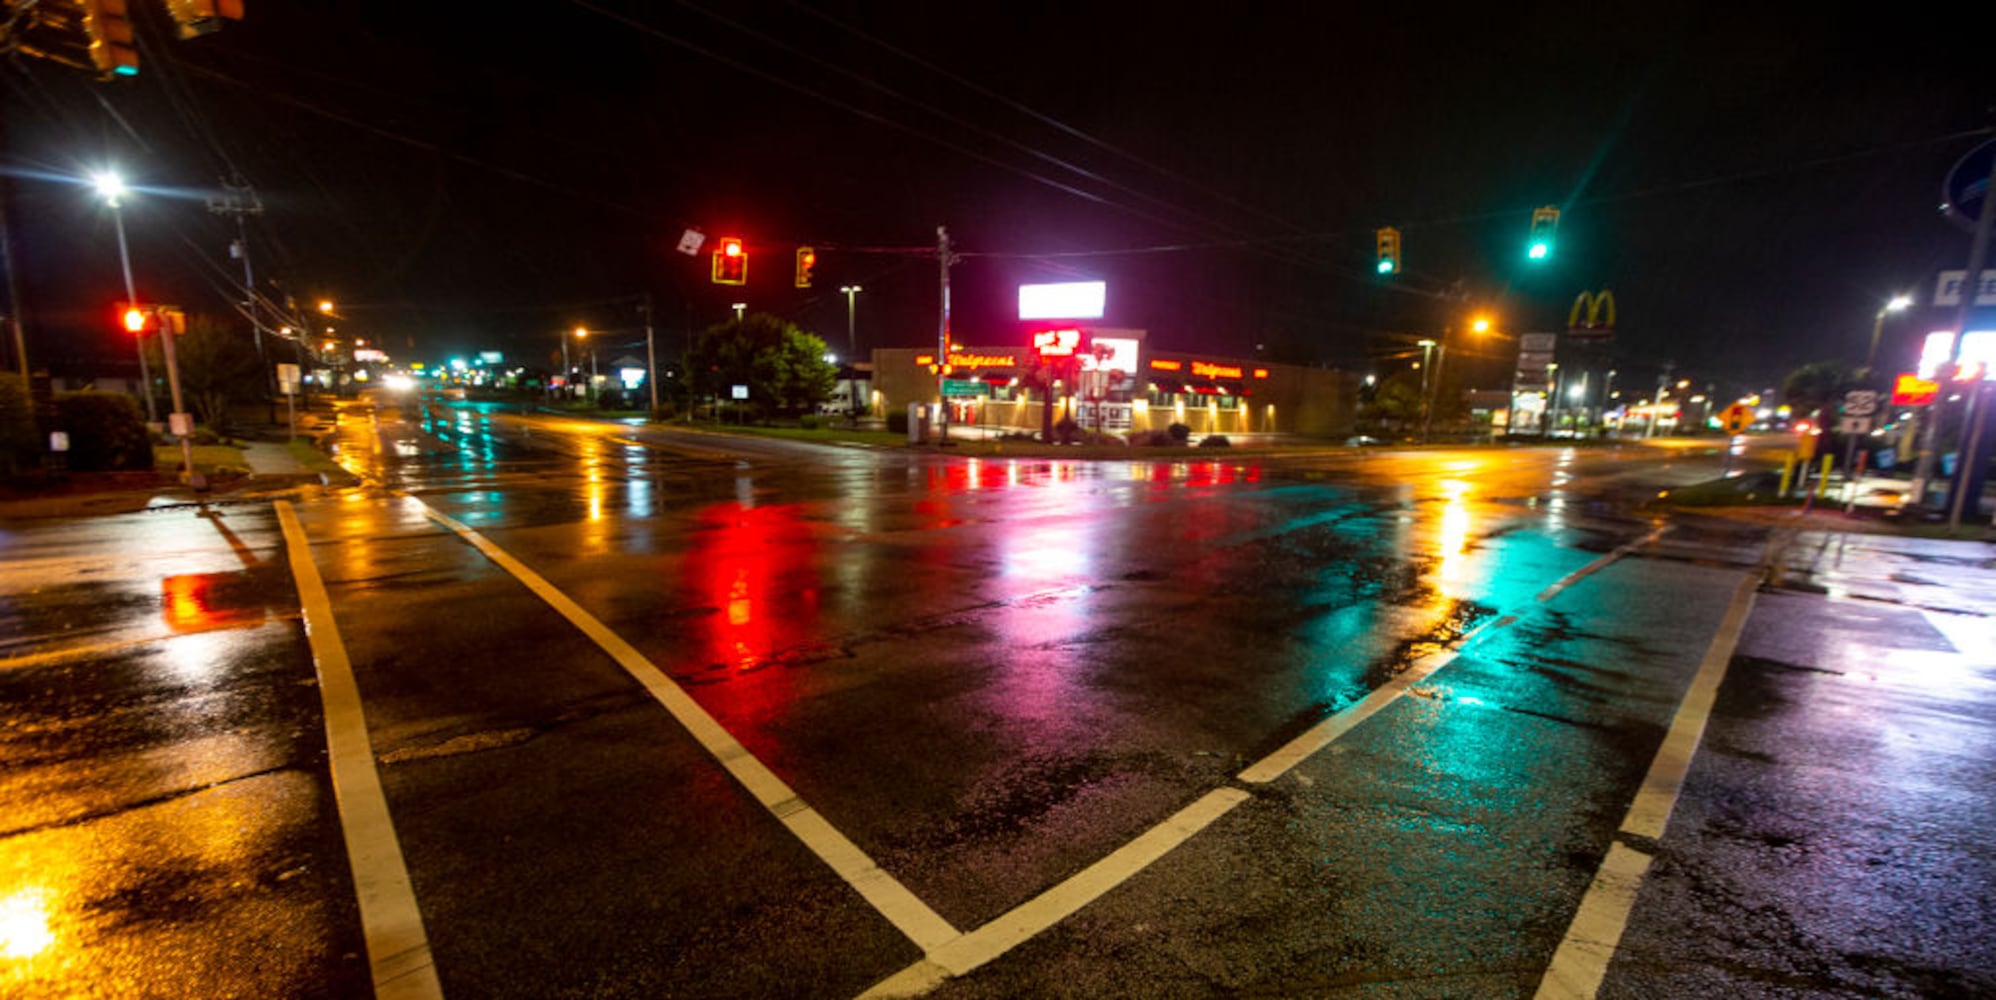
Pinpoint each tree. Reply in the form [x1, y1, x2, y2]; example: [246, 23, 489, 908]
[144, 314, 262, 431]
[689, 313, 836, 418]
[1781, 360, 1859, 423]
[1360, 370, 1425, 434]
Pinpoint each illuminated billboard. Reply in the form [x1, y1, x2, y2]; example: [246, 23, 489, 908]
[1019, 281, 1106, 320]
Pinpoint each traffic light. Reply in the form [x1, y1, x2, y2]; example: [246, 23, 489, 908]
[795, 246, 815, 289]
[81, 0, 139, 78]
[712, 237, 747, 285]
[122, 304, 149, 334]
[164, 0, 246, 40]
[1527, 206, 1560, 261]
[1374, 227, 1401, 275]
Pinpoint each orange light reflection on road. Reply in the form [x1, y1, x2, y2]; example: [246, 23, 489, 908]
[0, 889, 53, 959]
[1436, 479, 1472, 589]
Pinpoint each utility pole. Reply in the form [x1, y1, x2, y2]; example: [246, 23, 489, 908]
[207, 178, 273, 422]
[641, 293, 658, 413]
[1, 182, 27, 380]
[936, 225, 954, 445]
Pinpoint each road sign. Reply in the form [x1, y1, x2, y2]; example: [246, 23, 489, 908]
[1942, 137, 1996, 234]
[1842, 389, 1879, 417]
[1719, 402, 1753, 435]
[277, 363, 301, 395]
[1892, 373, 1940, 406]
[1933, 269, 1996, 307]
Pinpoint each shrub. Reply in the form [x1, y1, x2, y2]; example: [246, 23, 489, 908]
[1197, 434, 1232, 448]
[886, 409, 910, 434]
[1054, 415, 1080, 445]
[1167, 422, 1191, 442]
[55, 391, 153, 471]
[799, 414, 823, 430]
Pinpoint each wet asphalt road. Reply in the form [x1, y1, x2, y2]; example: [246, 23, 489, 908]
[2, 396, 1991, 999]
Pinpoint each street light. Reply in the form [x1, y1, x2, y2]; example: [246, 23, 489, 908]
[91, 170, 156, 424]
[93, 169, 200, 488]
[731, 303, 747, 322]
[1863, 294, 1914, 372]
[839, 284, 863, 362]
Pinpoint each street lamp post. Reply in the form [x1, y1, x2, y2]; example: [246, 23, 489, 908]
[1416, 339, 1436, 442]
[1864, 295, 1914, 373]
[839, 285, 862, 361]
[96, 171, 201, 488]
[94, 172, 157, 424]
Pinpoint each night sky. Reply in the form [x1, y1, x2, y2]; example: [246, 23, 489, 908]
[3, 1, 1989, 396]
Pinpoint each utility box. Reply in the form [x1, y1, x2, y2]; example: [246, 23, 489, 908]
[907, 402, 930, 444]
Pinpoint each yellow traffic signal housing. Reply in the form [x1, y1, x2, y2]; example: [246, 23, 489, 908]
[165, 0, 246, 40]
[712, 237, 747, 285]
[81, 0, 139, 77]
[1374, 227, 1401, 275]
[1527, 206, 1560, 261]
[795, 246, 816, 289]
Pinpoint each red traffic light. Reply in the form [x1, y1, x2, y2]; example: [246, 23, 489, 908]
[122, 305, 149, 333]
[712, 237, 747, 285]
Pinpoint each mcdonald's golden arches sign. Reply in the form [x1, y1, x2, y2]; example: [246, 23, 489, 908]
[1566, 290, 1616, 340]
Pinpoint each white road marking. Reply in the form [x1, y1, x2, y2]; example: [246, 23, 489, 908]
[865, 522, 1675, 996]
[1534, 570, 1762, 999]
[1535, 526, 1670, 603]
[1241, 525, 1671, 785]
[1532, 842, 1654, 1000]
[1620, 572, 1758, 841]
[412, 499, 960, 953]
[276, 501, 444, 1000]
[858, 788, 1252, 998]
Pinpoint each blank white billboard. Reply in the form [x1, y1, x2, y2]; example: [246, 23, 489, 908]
[1019, 281, 1106, 320]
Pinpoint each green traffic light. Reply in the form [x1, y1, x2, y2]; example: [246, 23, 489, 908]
[1527, 241, 1551, 261]
[1377, 259, 1395, 274]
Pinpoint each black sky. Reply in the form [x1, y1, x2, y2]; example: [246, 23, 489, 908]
[3, 1, 1989, 395]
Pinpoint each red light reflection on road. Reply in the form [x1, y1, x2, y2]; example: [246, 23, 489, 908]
[159, 573, 268, 633]
[682, 503, 823, 730]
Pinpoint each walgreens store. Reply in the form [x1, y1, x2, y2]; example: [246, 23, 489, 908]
[871, 330, 1357, 439]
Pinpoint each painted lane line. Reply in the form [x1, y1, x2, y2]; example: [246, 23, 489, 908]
[1534, 525, 1671, 604]
[1619, 571, 1759, 841]
[859, 788, 1252, 999]
[1237, 649, 1460, 784]
[1532, 842, 1654, 1000]
[1534, 570, 1761, 999]
[413, 500, 959, 953]
[1241, 525, 1669, 786]
[276, 501, 445, 1000]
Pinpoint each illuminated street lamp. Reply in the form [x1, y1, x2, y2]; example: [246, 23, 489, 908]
[839, 284, 863, 362]
[1863, 294, 1914, 372]
[93, 169, 200, 488]
[92, 170, 156, 424]
[732, 302, 747, 322]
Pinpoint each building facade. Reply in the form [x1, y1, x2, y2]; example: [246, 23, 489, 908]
[871, 331, 1357, 439]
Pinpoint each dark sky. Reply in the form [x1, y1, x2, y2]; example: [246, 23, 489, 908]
[3, 1, 1989, 395]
